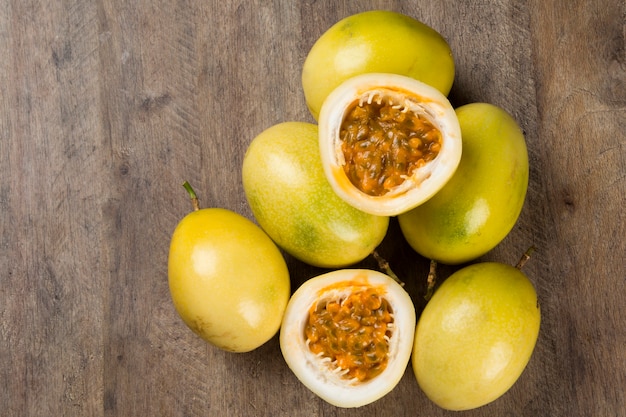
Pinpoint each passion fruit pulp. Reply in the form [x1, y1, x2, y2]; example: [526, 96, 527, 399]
[280, 269, 416, 408]
[319, 73, 462, 217]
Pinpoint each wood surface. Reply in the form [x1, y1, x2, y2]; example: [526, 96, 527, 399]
[1, 0, 624, 416]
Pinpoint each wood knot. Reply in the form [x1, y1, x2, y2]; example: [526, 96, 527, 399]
[140, 93, 172, 113]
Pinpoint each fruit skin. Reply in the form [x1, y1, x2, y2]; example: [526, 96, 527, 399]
[280, 269, 416, 408]
[302, 10, 455, 120]
[242, 121, 389, 268]
[412, 262, 541, 411]
[168, 207, 290, 353]
[398, 103, 529, 264]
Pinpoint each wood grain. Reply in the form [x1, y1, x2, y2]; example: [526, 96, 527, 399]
[1, 0, 624, 416]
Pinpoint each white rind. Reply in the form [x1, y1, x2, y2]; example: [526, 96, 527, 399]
[279, 269, 416, 408]
[318, 73, 462, 217]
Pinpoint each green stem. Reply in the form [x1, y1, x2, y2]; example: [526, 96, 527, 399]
[182, 181, 200, 212]
[372, 250, 404, 287]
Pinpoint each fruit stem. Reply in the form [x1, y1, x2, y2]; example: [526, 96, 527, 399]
[372, 250, 404, 287]
[182, 181, 200, 212]
[424, 259, 437, 301]
[516, 246, 536, 269]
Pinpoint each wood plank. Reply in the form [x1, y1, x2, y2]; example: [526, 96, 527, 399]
[1, 0, 106, 415]
[529, 0, 626, 415]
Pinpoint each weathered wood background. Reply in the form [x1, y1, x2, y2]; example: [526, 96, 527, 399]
[1, 1, 624, 416]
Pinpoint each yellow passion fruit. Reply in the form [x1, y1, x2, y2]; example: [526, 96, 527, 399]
[412, 261, 540, 410]
[280, 269, 416, 408]
[398, 102, 529, 264]
[242, 121, 389, 268]
[302, 10, 455, 120]
[168, 185, 291, 353]
[319, 73, 462, 216]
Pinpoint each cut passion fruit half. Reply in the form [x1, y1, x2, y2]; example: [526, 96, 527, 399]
[280, 269, 416, 408]
[319, 73, 462, 216]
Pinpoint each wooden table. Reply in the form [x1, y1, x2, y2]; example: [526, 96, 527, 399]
[2, 1, 624, 416]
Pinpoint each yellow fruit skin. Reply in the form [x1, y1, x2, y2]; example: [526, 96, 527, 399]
[412, 262, 540, 411]
[242, 122, 389, 268]
[398, 103, 529, 264]
[168, 208, 290, 353]
[302, 10, 455, 120]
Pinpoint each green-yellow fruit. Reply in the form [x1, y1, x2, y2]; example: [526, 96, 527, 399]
[168, 205, 290, 353]
[242, 122, 389, 268]
[398, 103, 529, 264]
[302, 10, 455, 120]
[412, 262, 540, 410]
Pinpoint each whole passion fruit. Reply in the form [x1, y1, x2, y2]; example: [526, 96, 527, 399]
[318, 73, 462, 217]
[242, 122, 389, 268]
[398, 103, 529, 264]
[168, 183, 291, 353]
[412, 261, 541, 410]
[280, 269, 416, 408]
[303, 10, 455, 120]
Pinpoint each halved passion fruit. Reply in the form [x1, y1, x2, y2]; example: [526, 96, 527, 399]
[280, 269, 416, 408]
[318, 73, 462, 216]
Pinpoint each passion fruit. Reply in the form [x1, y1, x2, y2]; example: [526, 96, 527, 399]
[318, 73, 462, 217]
[302, 10, 455, 120]
[398, 102, 529, 264]
[168, 183, 291, 353]
[280, 269, 416, 408]
[242, 121, 389, 268]
[412, 260, 541, 410]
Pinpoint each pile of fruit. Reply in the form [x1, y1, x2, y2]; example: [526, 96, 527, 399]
[167, 10, 540, 411]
